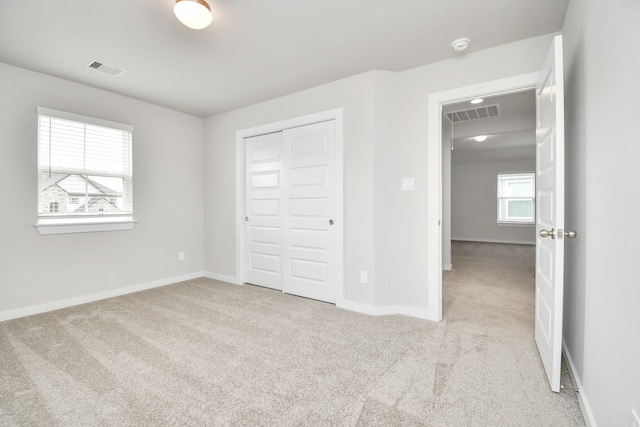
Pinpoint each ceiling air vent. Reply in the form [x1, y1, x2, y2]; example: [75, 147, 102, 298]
[86, 60, 126, 77]
[446, 104, 501, 122]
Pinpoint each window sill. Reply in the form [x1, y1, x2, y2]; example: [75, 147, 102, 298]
[35, 217, 137, 235]
[497, 222, 535, 227]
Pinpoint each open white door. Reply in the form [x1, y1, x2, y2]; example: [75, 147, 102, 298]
[534, 35, 565, 393]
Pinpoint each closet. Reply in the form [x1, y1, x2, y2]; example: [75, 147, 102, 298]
[243, 120, 337, 303]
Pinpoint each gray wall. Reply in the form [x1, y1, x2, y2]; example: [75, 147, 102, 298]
[203, 34, 555, 312]
[204, 72, 377, 305]
[562, 0, 640, 425]
[451, 147, 536, 245]
[0, 63, 205, 314]
[442, 126, 452, 268]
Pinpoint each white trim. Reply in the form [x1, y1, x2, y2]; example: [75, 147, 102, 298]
[35, 219, 137, 234]
[451, 237, 535, 245]
[427, 72, 540, 322]
[235, 108, 345, 305]
[563, 341, 597, 427]
[0, 271, 204, 322]
[203, 271, 242, 285]
[442, 264, 453, 271]
[337, 300, 435, 321]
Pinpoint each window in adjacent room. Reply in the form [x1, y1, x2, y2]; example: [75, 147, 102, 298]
[497, 173, 535, 224]
[36, 107, 135, 234]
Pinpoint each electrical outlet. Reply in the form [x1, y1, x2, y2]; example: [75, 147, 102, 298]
[359, 271, 368, 284]
[631, 409, 640, 427]
[178, 251, 185, 261]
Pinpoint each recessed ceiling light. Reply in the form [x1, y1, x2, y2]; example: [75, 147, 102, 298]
[474, 135, 488, 142]
[470, 98, 484, 104]
[451, 38, 471, 52]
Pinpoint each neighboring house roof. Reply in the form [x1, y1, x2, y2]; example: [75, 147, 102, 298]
[42, 173, 121, 197]
[74, 197, 119, 212]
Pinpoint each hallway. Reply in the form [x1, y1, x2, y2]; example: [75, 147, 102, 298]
[438, 241, 584, 425]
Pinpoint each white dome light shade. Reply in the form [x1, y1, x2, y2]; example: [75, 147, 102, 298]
[174, 0, 212, 30]
[474, 135, 488, 142]
[470, 98, 484, 104]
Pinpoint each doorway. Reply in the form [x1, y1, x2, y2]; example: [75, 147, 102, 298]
[425, 72, 539, 322]
[443, 90, 537, 268]
[441, 91, 537, 332]
[428, 35, 566, 393]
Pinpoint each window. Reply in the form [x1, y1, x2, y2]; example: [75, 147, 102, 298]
[497, 173, 535, 224]
[36, 107, 135, 234]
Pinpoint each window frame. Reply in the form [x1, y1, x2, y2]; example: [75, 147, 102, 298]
[35, 107, 136, 235]
[497, 172, 536, 225]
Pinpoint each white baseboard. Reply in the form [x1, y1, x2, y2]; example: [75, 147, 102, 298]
[0, 271, 205, 322]
[443, 264, 453, 271]
[563, 340, 597, 427]
[337, 300, 434, 321]
[452, 237, 535, 245]
[203, 271, 242, 285]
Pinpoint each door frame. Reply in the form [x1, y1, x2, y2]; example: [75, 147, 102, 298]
[235, 108, 345, 304]
[426, 73, 539, 321]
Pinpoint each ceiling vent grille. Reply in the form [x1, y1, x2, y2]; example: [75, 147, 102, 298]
[446, 104, 500, 122]
[86, 60, 126, 77]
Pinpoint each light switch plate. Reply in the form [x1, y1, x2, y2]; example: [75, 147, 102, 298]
[401, 178, 415, 191]
[359, 271, 368, 284]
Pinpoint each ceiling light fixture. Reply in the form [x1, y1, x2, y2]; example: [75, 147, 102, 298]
[174, 0, 212, 30]
[470, 98, 484, 104]
[451, 38, 471, 52]
[474, 135, 488, 142]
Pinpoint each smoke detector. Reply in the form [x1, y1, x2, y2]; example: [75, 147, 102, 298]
[451, 38, 471, 52]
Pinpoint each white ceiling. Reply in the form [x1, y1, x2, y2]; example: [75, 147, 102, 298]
[443, 90, 536, 152]
[0, 0, 568, 118]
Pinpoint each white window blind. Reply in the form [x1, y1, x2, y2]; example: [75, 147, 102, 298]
[497, 173, 535, 224]
[37, 107, 134, 223]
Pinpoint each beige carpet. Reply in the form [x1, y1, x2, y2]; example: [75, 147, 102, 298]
[0, 242, 584, 426]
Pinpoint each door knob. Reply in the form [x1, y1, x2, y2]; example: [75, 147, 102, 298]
[539, 228, 555, 239]
[566, 230, 577, 238]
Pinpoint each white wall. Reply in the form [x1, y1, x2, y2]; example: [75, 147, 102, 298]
[442, 125, 452, 269]
[203, 34, 555, 313]
[0, 63, 205, 316]
[204, 72, 376, 306]
[562, 0, 640, 425]
[451, 147, 536, 245]
[368, 36, 553, 310]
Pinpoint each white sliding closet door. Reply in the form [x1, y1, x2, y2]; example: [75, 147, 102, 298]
[243, 120, 337, 303]
[244, 132, 283, 290]
[282, 121, 336, 303]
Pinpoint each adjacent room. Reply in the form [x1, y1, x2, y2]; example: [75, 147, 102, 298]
[0, 0, 638, 426]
